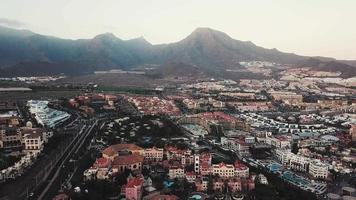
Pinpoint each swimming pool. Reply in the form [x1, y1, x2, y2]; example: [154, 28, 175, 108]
[267, 162, 282, 173]
[282, 171, 310, 186]
[191, 194, 202, 200]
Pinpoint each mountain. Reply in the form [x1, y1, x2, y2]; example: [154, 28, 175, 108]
[299, 58, 356, 77]
[340, 60, 356, 67]
[0, 26, 355, 77]
[155, 28, 306, 70]
[147, 62, 207, 79]
[0, 26, 153, 75]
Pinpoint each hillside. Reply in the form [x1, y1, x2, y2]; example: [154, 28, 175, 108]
[299, 58, 356, 77]
[0, 26, 355, 77]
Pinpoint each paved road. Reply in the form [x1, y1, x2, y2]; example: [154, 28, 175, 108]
[0, 131, 77, 200]
[35, 120, 98, 200]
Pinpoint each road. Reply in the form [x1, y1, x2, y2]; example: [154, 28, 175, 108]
[33, 119, 99, 200]
[0, 128, 79, 200]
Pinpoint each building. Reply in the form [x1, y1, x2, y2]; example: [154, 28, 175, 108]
[84, 157, 111, 180]
[276, 149, 310, 172]
[195, 177, 208, 192]
[181, 154, 195, 166]
[317, 99, 348, 109]
[178, 112, 249, 135]
[227, 178, 242, 192]
[244, 178, 256, 191]
[269, 91, 303, 105]
[275, 149, 292, 166]
[266, 135, 291, 149]
[350, 124, 356, 141]
[212, 162, 235, 178]
[165, 146, 192, 161]
[0, 126, 22, 150]
[0, 125, 50, 155]
[111, 154, 144, 174]
[85, 143, 147, 179]
[213, 178, 225, 191]
[27, 100, 70, 128]
[125, 96, 180, 116]
[21, 127, 51, 143]
[79, 106, 95, 117]
[146, 195, 178, 200]
[220, 137, 249, 153]
[234, 161, 249, 178]
[245, 136, 255, 144]
[227, 101, 273, 112]
[23, 131, 44, 155]
[257, 174, 268, 184]
[289, 154, 310, 172]
[102, 143, 144, 161]
[194, 154, 200, 173]
[144, 147, 164, 162]
[168, 165, 185, 179]
[122, 176, 144, 200]
[185, 171, 197, 183]
[193, 152, 212, 174]
[342, 186, 356, 196]
[309, 160, 329, 179]
[200, 162, 212, 176]
[182, 97, 226, 111]
[0, 117, 19, 126]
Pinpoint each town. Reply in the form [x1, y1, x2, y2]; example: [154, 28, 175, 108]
[0, 62, 355, 200]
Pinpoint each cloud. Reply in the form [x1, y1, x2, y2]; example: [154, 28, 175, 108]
[0, 18, 26, 28]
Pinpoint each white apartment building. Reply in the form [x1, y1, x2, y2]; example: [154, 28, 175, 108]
[275, 149, 292, 166]
[221, 137, 249, 153]
[275, 149, 309, 172]
[23, 132, 44, 155]
[309, 160, 329, 179]
[266, 135, 291, 149]
[289, 154, 310, 172]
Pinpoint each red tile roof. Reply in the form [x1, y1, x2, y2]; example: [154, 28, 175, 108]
[94, 157, 110, 168]
[112, 154, 144, 166]
[102, 143, 143, 157]
[185, 171, 196, 176]
[234, 161, 248, 170]
[201, 112, 235, 122]
[126, 177, 144, 188]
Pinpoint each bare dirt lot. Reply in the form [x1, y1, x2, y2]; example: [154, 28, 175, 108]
[53, 73, 191, 89]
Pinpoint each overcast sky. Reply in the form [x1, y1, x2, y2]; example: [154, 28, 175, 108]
[1, 0, 355, 60]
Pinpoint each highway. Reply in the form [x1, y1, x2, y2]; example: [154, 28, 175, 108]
[0, 125, 81, 200]
[32, 119, 99, 200]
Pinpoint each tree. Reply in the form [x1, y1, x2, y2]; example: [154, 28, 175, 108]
[291, 142, 299, 154]
[207, 175, 214, 194]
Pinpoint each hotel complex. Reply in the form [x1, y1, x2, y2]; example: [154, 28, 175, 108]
[27, 100, 70, 128]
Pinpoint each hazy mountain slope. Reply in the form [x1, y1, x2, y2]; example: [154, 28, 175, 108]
[0, 28, 154, 74]
[153, 28, 307, 72]
[0, 26, 354, 77]
[299, 58, 356, 77]
[340, 60, 356, 67]
[147, 62, 208, 79]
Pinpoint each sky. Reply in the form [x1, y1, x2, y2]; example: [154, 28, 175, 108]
[0, 0, 355, 60]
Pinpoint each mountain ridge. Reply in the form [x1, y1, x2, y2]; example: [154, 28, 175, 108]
[0, 26, 355, 77]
